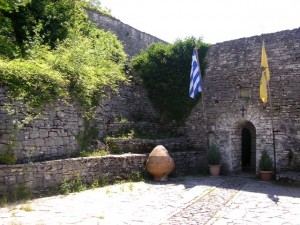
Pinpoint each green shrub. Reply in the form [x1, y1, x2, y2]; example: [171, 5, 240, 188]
[259, 150, 273, 171]
[79, 149, 109, 157]
[0, 0, 127, 118]
[206, 144, 221, 165]
[59, 175, 87, 195]
[128, 171, 144, 182]
[0, 148, 17, 165]
[131, 37, 209, 124]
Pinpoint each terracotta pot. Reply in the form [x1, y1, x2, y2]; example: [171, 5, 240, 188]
[209, 165, 221, 176]
[146, 145, 175, 181]
[260, 170, 272, 181]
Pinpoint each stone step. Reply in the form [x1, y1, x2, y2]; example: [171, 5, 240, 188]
[105, 136, 187, 154]
[276, 171, 300, 185]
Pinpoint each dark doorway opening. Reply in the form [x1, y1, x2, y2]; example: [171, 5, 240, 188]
[242, 127, 252, 172]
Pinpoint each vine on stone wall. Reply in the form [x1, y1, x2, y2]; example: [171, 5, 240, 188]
[0, 0, 128, 164]
[131, 37, 209, 124]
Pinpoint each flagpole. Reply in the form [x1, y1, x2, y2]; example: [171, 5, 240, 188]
[265, 73, 277, 176]
[194, 47, 209, 150]
[261, 41, 277, 176]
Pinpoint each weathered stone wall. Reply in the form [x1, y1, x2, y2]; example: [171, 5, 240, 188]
[0, 80, 157, 163]
[106, 137, 187, 154]
[0, 10, 165, 164]
[186, 28, 300, 174]
[0, 151, 203, 195]
[0, 154, 146, 195]
[86, 10, 167, 58]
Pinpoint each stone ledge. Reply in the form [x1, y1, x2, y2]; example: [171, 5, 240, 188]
[0, 151, 204, 195]
[276, 171, 300, 184]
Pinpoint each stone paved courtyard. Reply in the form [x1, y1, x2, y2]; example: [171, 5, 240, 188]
[1, 176, 300, 225]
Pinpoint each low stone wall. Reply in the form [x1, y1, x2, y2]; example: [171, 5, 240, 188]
[170, 151, 206, 176]
[0, 151, 204, 195]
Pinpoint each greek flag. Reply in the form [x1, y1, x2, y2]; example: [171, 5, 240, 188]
[189, 49, 203, 98]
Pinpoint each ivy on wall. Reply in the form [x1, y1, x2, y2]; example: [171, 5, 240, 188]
[131, 37, 209, 124]
[0, 0, 127, 164]
[0, 0, 127, 114]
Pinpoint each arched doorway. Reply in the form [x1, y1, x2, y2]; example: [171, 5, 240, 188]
[241, 122, 256, 172]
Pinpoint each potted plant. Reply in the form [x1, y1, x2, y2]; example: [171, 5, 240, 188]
[207, 144, 222, 176]
[259, 149, 273, 181]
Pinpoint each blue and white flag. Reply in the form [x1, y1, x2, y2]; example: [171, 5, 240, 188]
[189, 49, 203, 98]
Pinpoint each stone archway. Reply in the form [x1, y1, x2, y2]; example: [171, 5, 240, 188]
[241, 122, 256, 172]
[232, 120, 256, 173]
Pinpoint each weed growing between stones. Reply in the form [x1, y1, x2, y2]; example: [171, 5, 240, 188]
[128, 183, 134, 191]
[59, 176, 86, 195]
[78, 149, 109, 157]
[59, 175, 120, 195]
[76, 121, 100, 153]
[98, 176, 109, 187]
[105, 188, 111, 194]
[98, 214, 105, 220]
[0, 184, 32, 207]
[114, 117, 128, 123]
[128, 171, 144, 182]
[20, 203, 33, 212]
[0, 137, 17, 165]
[0, 195, 8, 208]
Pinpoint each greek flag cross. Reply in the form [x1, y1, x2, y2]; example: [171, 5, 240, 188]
[189, 48, 203, 98]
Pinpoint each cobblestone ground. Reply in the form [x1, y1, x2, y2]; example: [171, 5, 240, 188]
[0, 176, 299, 225]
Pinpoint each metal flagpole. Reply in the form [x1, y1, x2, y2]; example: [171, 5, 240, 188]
[265, 73, 277, 176]
[262, 42, 277, 176]
[194, 47, 209, 150]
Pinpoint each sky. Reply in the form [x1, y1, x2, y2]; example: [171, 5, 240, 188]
[99, 0, 300, 44]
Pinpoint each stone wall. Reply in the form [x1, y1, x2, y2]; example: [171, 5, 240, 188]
[0, 10, 165, 164]
[0, 80, 157, 163]
[106, 137, 187, 154]
[186, 27, 300, 174]
[86, 10, 167, 58]
[0, 151, 203, 195]
[0, 154, 146, 195]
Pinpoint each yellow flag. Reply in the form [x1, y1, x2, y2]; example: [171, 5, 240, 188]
[260, 41, 270, 103]
[260, 72, 268, 103]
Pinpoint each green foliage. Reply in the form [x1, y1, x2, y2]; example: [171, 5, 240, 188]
[131, 37, 209, 124]
[20, 203, 34, 211]
[0, 185, 31, 205]
[114, 117, 128, 123]
[79, 149, 109, 157]
[0, 0, 31, 12]
[80, 0, 111, 15]
[206, 144, 221, 165]
[259, 150, 273, 171]
[0, 149, 17, 165]
[128, 171, 144, 182]
[104, 141, 121, 154]
[51, 29, 127, 113]
[0, 16, 21, 58]
[0, 195, 8, 207]
[0, 57, 67, 107]
[76, 121, 99, 152]
[0, 139, 17, 165]
[59, 175, 86, 195]
[0, 0, 127, 139]
[1, 0, 77, 51]
[98, 176, 109, 187]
